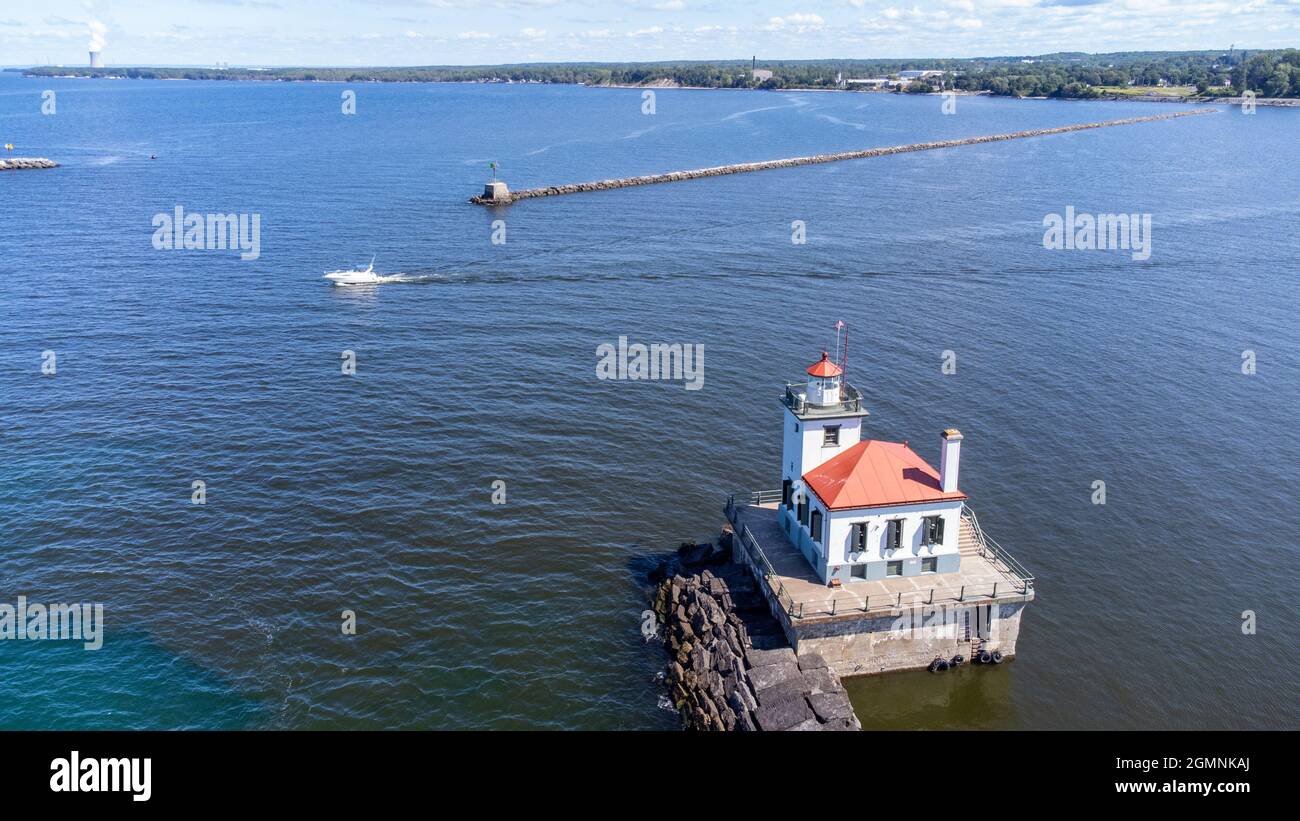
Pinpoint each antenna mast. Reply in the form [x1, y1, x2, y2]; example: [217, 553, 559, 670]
[834, 320, 848, 381]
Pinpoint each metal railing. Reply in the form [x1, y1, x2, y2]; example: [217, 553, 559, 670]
[736, 522, 800, 619]
[781, 382, 865, 417]
[782, 578, 1026, 620]
[724, 493, 1034, 620]
[962, 505, 1035, 593]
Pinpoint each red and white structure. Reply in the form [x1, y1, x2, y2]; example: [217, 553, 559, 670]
[780, 351, 968, 584]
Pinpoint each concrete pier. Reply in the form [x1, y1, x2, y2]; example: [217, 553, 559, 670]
[469, 108, 1216, 205]
[0, 158, 59, 171]
[726, 501, 1034, 678]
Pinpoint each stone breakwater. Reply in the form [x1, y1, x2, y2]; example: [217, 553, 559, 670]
[0, 158, 59, 171]
[650, 540, 861, 731]
[471, 108, 1216, 205]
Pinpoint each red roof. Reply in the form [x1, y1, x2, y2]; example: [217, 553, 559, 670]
[803, 440, 967, 511]
[807, 352, 843, 378]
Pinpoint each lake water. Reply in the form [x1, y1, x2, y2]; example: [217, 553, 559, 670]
[1, 73, 1296, 729]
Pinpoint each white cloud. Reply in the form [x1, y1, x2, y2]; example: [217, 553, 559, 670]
[767, 12, 826, 31]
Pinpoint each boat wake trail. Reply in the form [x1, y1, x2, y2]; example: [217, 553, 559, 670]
[330, 272, 444, 286]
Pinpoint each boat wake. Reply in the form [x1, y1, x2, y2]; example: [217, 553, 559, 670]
[324, 257, 445, 286]
[326, 272, 443, 287]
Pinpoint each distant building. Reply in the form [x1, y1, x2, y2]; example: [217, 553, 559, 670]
[752, 69, 774, 82]
[898, 70, 944, 80]
[846, 78, 892, 89]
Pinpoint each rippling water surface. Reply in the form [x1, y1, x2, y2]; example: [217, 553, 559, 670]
[1, 74, 1297, 729]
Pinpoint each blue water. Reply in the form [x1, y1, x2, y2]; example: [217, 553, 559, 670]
[1, 74, 1297, 729]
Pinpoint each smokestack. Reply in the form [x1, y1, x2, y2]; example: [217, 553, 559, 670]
[940, 429, 962, 493]
[88, 20, 107, 68]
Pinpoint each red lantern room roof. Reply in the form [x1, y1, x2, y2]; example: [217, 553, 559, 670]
[807, 351, 843, 378]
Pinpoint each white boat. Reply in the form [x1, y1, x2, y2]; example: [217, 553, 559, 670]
[324, 258, 381, 286]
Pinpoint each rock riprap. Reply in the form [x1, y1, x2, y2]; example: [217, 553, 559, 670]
[471, 109, 1216, 205]
[650, 543, 861, 731]
[0, 158, 59, 171]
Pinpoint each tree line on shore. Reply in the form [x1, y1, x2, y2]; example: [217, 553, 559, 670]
[18, 49, 1300, 99]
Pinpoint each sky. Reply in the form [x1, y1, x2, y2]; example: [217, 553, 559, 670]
[1, 0, 1298, 67]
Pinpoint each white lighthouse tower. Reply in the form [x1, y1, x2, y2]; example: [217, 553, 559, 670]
[779, 351, 868, 558]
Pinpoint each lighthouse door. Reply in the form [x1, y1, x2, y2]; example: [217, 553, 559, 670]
[975, 605, 992, 640]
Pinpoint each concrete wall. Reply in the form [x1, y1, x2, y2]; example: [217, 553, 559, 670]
[790, 601, 1029, 677]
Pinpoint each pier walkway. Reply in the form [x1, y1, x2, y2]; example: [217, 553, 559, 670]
[727, 501, 1034, 622]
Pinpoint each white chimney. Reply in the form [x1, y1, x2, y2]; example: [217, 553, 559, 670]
[940, 428, 962, 492]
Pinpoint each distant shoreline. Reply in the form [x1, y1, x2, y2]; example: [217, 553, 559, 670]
[13, 48, 1300, 106]
[12, 71, 1298, 107]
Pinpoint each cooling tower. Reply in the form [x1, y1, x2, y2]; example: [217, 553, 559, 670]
[89, 51, 103, 68]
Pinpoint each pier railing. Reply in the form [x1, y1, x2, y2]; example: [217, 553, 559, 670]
[724, 495, 800, 618]
[782, 382, 865, 417]
[962, 505, 1035, 593]
[725, 493, 1035, 620]
[784, 577, 1029, 620]
[739, 524, 801, 619]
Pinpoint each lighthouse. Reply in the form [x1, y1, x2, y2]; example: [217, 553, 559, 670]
[779, 349, 969, 585]
[723, 341, 1035, 675]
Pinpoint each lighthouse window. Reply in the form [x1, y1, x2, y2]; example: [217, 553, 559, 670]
[851, 522, 867, 554]
[924, 516, 945, 546]
[822, 425, 840, 447]
[886, 561, 903, 577]
[798, 497, 809, 527]
[887, 520, 903, 551]
[810, 509, 823, 544]
[781, 479, 792, 508]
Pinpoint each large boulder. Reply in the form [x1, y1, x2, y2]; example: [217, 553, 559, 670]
[808, 691, 857, 724]
[747, 660, 801, 692]
[746, 646, 798, 669]
[755, 696, 815, 731]
[755, 676, 812, 707]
